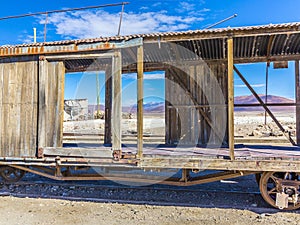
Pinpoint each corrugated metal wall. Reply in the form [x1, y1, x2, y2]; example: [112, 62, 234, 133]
[0, 61, 38, 157]
[165, 63, 228, 146]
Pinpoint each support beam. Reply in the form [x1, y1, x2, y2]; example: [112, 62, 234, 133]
[112, 51, 122, 159]
[296, 60, 300, 145]
[38, 59, 47, 152]
[104, 66, 112, 144]
[137, 45, 144, 158]
[227, 37, 235, 160]
[234, 65, 296, 146]
[165, 69, 170, 144]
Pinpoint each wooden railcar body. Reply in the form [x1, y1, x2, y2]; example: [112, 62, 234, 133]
[0, 22, 300, 209]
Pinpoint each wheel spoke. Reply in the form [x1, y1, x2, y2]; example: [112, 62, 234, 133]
[270, 175, 279, 182]
[13, 170, 20, 177]
[267, 187, 277, 195]
[260, 171, 300, 210]
[0, 166, 25, 182]
[4, 170, 14, 177]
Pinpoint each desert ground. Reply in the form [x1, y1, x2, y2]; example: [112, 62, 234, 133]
[63, 111, 296, 144]
[0, 196, 300, 225]
[1, 110, 295, 225]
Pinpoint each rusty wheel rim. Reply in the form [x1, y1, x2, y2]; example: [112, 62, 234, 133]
[259, 171, 300, 210]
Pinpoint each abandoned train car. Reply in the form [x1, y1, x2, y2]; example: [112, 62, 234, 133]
[0, 22, 300, 210]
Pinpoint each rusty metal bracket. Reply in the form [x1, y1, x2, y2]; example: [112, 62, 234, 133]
[113, 150, 122, 161]
[37, 148, 44, 158]
[55, 157, 62, 177]
[39, 55, 46, 61]
[179, 169, 191, 182]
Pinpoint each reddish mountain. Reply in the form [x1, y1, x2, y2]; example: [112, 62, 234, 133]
[234, 95, 295, 112]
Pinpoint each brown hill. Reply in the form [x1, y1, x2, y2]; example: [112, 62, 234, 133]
[234, 95, 294, 112]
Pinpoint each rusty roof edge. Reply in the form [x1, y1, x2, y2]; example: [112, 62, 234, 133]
[1, 22, 300, 49]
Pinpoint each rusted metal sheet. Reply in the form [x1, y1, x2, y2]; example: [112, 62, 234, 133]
[0, 23, 299, 63]
[0, 60, 38, 157]
[63, 33, 300, 73]
[0, 38, 143, 57]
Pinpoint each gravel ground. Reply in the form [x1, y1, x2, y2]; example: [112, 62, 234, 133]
[1, 112, 296, 224]
[0, 173, 300, 225]
[0, 196, 300, 225]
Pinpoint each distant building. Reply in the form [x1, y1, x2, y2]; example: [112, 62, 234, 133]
[64, 99, 88, 121]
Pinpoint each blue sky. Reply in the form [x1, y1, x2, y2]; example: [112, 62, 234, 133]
[0, 0, 298, 104]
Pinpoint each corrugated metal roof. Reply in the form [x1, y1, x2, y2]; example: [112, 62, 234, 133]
[1, 22, 300, 48]
[0, 22, 300, 71]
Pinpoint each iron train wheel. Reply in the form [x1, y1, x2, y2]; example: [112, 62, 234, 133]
[259, 171, 300, 210]
[0, 166, 25, 183]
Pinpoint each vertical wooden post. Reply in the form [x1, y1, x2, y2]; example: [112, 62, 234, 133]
[58, 62, 65, 148]
[165, 69, 170, 144]
[38, 59, 47, 151]
[137, 45, 144, 158]
[296, 60, 300, 145]
[227, 36, 235, 160]
[112, 51, 122, 154]
[104, 66, 112, 144]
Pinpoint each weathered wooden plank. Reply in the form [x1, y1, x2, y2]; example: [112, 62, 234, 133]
[8, 62, 17, 157]
[112, 51, 122, 151]
[43, 147, 113, 158]
[140, 157, 300, 172]
[47, 62, 55, 146]
[57, 62, 65, 147]
[104, 66, 112, 144]
[165, 69, 170, 144]
[137, 45, 144, 158]
[38, 60, 64, 150]
[169, 69, 178, 144]
[30, 61, 38, 157]
[20, 63, 28, 155]
[0, 63, 5, 156]
[296, 60, 300, 145]
[227, 37, 235, 160]
[0, 63, 3, 156]
[38, 59, 47, 150]
[196, 64, 204, 144]
[0, 60, 38, 157]
[189, 65, 196, 143]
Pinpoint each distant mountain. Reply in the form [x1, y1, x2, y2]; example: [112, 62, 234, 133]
[234, 94, 294, 112]
[124, 102, 165, 113]
[87, 95, 294, 114]
[88, 102, 165, 114]
[88, 104, 105, 113]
